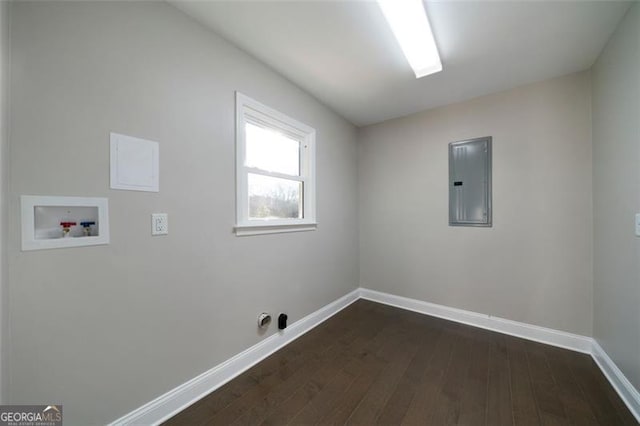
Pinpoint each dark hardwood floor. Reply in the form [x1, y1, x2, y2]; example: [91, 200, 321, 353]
[164, 300, 638, 425]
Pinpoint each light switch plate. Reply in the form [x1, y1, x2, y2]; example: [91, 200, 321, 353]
[635, 213, 640, 237]
[151, 213, 168, 236]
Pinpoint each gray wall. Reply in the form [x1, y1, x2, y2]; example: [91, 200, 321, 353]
[7, 2, 358, 424]
[0, 0, 8, 405]
[592, 4, 640, 391]
[359, 72, 593, 336]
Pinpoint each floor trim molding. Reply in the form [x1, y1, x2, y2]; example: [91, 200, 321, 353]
[111, 287, 640, 424]
[109, 289, 360, 426]
[591, 340, 640, 423]
[359, 288, 593, 354]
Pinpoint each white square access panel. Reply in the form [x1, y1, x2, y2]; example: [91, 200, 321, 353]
[110, 132, 159, 192]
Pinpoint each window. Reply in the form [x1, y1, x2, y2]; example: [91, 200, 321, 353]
[235, 92, 316, 236]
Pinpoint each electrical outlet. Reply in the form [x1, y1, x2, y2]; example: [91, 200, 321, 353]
[635, 213, 640, 237]
[151, 213, 168, 236]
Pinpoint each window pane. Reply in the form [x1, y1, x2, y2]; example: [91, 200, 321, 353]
[245, 122, 300, 176]
[248, 173, 302, 219]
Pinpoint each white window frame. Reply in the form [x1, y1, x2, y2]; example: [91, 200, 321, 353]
[235, 92, 316, 236]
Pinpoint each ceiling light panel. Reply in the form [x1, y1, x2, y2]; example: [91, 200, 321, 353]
[378, 0, 442, 78]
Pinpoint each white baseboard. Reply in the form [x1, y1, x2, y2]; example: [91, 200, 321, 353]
[111, 287, 640, 425]
[592, 341, 640, 423]
[109, 288, 360, 426]
[359, 288, 593, 353]
[359, 287, 640, 423]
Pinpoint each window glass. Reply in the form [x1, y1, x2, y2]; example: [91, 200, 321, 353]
[245, 122, 300, 176]
[248, 173, 303, 219]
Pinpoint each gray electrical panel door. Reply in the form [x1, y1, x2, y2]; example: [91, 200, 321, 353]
[449, 137, 492, 226]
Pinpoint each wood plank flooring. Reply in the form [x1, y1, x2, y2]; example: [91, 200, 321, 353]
[164, 300, 638, 425]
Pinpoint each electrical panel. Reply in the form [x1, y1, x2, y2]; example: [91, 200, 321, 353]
[449, 137, 492, 227]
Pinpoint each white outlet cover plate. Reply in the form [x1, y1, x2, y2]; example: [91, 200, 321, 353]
[635, 213, 640, 237]
[151, 213, 168, 236]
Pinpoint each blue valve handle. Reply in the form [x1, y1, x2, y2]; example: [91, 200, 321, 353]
[80, 221, 96, 228]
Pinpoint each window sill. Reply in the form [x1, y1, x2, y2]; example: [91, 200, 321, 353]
[234, 222, 317, 237]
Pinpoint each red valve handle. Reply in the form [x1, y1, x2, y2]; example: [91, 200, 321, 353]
[60, 221, 77, 227]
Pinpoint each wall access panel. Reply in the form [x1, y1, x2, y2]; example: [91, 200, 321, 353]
[110, 132, 159, 192]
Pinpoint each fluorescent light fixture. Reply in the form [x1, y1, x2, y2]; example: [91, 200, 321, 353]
[377, 0, 442, 78]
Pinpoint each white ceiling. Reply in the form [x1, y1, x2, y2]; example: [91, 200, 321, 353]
[170, 1, 631, 127]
